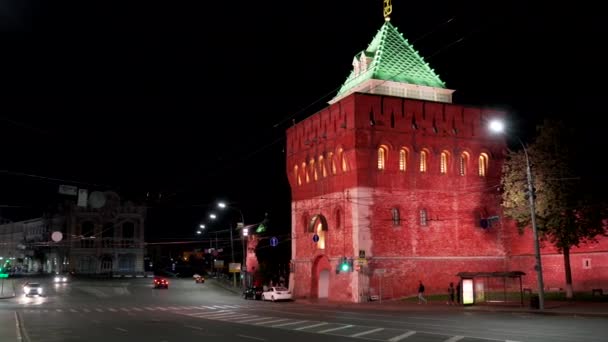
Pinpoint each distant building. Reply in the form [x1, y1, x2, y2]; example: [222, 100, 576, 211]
[67, 191, 146, 276]
[286, 17, 608, 302]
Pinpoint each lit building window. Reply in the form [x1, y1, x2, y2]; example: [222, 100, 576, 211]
[399, 148, 407, 172]
[420, 209, 428, 226]
[310, 159, 317, 181]
[440, 151, 448, 174]
[303, 162, 309, 183]
[377, 145, 388, 170]
[329, 152, 336, 175]
[479, 153, 489, 177]
[459, 152, 468, 176]
[319, 155, 327, 178]
[420, 150, 428, 173]
[391, 208, 400, 226]
[294, 165, 301, 186]
[338, 148, 347, 172]
[308, 215, 328, 250]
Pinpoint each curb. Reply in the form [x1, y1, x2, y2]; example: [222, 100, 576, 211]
[208, 279, 242, 295]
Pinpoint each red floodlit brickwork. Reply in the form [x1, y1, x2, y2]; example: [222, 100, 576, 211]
[286, 92, 608, 302]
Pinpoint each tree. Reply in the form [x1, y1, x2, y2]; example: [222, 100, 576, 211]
[501, 119, 607, 299]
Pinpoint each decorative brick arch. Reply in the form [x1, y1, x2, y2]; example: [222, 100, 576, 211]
[310, 254, 331, 299]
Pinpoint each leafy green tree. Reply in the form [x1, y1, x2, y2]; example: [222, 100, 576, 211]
[501, 119, 606, 298]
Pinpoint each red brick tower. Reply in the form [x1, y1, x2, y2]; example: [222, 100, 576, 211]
[286, 14, 510, 302]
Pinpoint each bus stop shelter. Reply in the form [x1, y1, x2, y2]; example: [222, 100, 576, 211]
[457, 271, 526, 306]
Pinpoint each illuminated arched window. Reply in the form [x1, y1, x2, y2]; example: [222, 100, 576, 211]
[294, 165, 301, 185]
[419, 150, 428, 173]
[459, 152, 469, 176]
[338, 148, 347, 172]
[479, 153, 489, 177]
[440, 151, 449, 174]
[329, 152, 336, 175]
[399, 148, 407, 172]
[308, 215, 328, 250]
[310, 159, 317, 181]
[319, 155, 327, 178]
[303, 162, 309, 183]
[377, 145, 388, 170]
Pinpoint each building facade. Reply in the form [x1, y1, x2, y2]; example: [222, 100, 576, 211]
[286, 19, 608, 302]
[67, 191, 146, 276]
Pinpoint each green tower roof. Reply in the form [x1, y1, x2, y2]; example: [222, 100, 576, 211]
[335, 21, 446, 98]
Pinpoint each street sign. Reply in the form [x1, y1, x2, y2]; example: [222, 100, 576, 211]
[270, 236, 278, 247]
[229, 263, 241, 273]
[58, 185, 77, 196]
[237, 222, 244, 229]
[77, 189, 88, 207]
[312, 234, 319, 243]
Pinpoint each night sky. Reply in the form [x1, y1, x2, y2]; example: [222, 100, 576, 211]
[1, 1, 607, 253]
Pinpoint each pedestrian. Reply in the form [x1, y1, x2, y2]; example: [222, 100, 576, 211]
[447, 282, 456, 305]
[418, 280, 427, 304]
[456, 281, 461, 304]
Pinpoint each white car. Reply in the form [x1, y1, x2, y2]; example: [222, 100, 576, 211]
[24, 283, 43, 297]
[53, 274, 69, 283]
[261, 287, 292, 302]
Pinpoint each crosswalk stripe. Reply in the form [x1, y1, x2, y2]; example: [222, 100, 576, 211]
[272, 320, 308, 327]
[95, 309, 104, 312]
[255, 319, 289, 325]
[388, 331, 416, 342]
[220, 314, 252, 321]
[205, 312, 237, 319]
[443, 337, 464, 342]
[236, 317, 269, 323]
[108, 308, 118, 312]
[295, 322, 328, 331]
[145, 307, 155, 311]
[132, 308, 143, 311]
[350, 328, 384, 337]
[319, 325, 353, 334]
[203, 306, 216, 309]
[70, 309, 78, 313]
[83, 309, 91, 313]
[56, 309, 63, 312]
[120, 308, 130, 312]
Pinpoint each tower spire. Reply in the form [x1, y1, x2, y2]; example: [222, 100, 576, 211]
[383, 0, 392, 21]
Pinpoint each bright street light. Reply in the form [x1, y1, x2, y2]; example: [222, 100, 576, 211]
[199, 224, 205, 229]
[196, 231, 202, 235]
[218, 202, 227, 209]
[209, 213, 217, 220]
[489, 119, 545, 310]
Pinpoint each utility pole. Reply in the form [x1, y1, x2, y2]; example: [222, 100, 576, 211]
[230, 226, 236, 288]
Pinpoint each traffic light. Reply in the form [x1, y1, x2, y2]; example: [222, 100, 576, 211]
[337, 257, 353, 273]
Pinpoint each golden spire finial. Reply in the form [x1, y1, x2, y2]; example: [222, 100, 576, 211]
[383, 0, 392, 21]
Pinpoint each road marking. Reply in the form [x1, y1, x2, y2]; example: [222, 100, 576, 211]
[108, 308, 118, 312]
[145, 307, 155, 311]
[69, 309, 78, 313]
[295, 322, 328, 331]
[204, 312, 238, 319]
[443, 337, 464, 342]
[237, 334, 265, 341]
[83, 309, 91, 313]
[318, 325, 354, 334]
[185, 325, 204, 330]
[168, 307, 180, 310]
[156, 307, 167, 311]
[389, 331, 416, 342]
[506, 340, 522, 342]
[132, 308, 143, 311]
[95, 308, 104, 312]
[221, 314, 253, 321]
[115, 327, 128, 332]
[120, 308, 130, 312]
[255, 318, 289, 325]
[272, 320, 308, 327]
[56, 309, 63, 312]
[236, 317, 270, 323]
[350, 328, 385, 337]
[203, 306, 216, 309]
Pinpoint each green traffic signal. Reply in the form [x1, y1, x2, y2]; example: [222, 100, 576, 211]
[340, 262, 350, 272]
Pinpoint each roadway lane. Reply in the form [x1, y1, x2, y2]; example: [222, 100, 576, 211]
[2, 277, 607, 342]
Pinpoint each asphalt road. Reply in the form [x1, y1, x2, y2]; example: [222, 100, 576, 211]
[0, 277, 606, 342]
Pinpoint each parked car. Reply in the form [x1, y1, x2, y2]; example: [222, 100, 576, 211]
[261, 286, 292, 302]
[153, 277, 169, 289]
[243, 286, 263, 300]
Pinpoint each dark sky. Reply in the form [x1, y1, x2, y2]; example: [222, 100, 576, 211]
[1, 1, 607, 244]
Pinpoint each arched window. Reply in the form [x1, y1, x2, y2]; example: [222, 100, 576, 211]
[338, 148, 347, 172]
[391, 208, 400, 226]
[459, 152, 469, 176]
[420, 150, 428, 173]
[399, 148, 408, 172]
[319, 155, 327, 178]
[303, 162, 309, 183]
[377, 145, 388, 170]
[329, 152, 336, 175]
[440, 151, 449, 174]
[420, 209, 428, 226]
[310, 159, 317, 181]
[479, 153, 489, 177]
[294, 165, 301, 186]
[309, 215, 328, 250]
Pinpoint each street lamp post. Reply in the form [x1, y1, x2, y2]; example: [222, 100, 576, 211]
[489, 119, 545, 310]
[218, 202, 246, 289]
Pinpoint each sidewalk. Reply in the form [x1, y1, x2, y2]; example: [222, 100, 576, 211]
[294, 298, 608, 318]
